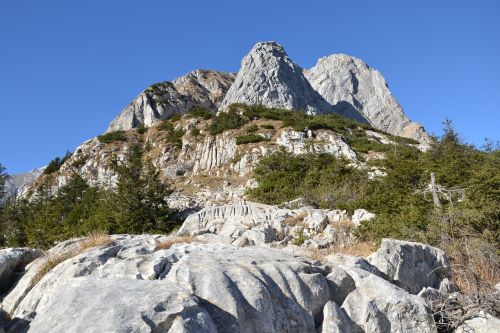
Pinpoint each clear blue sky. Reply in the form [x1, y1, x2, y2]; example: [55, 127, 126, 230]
[1, 1, 499, 174]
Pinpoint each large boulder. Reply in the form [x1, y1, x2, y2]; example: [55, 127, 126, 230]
[367, 238, 451, 294]
[27, 277, 217, 333]
[341, 268, 436, 333]
[0, 248, 43, 294]
[2, 235, 331, 333]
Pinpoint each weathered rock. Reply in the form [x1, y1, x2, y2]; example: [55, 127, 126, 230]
[220, 41, 334, 115]
[276, 130, 357, 159]
[342, 268, 436, 333]
[455, 312, 500, 333]
[351, 208, 375, 227]
[321, 301, 362, 333]
[325, 268, 356, 305]
[28, 277, 218, 333]
[305, 54, 430, 144]
[2, 235, 334, 333]
[367, 238, 451, 294]
[0, 248, 43, 294]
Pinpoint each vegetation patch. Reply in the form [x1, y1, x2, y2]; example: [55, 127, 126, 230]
[44, 151, 72, 174]
[158, 120, 185, 148]
[236, 134, 269, 145]
[155, 235, 194, 250]
[245, 124, 259, 133]
[208, 110, 248, 135]
[187, 106, 213, 120]
[260, 124, 275, 129]
[97, 131, 127, 144]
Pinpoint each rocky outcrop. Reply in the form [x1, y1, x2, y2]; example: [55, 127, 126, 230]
[276, 130, 357, 159]
[367, 238, 451, 294]
[0, 248, 42, 294]
[305, 54, 430, 143]
[219, 42, 335, 116]
[0, 234, 443, 333]
[455, 312, 500, 333]
[107, 70, 235, 132]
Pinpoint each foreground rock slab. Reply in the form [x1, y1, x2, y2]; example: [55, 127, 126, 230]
[0, 248, 43, 294]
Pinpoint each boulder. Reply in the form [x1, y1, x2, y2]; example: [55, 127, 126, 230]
[28, 277, 217, 333]
[351, 209, 375, 227]
[0, 248, 43, 294]
[342, 268, 436, 333]
[455, 312, 500, 333]
[321, 301, 362, 333]
[367, 238, 451, 294]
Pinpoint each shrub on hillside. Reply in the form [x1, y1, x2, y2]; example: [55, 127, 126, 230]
[236, 134, 269, 145]
[208, 111, 248, 135]
[187, 106, 213, 120]
[97, 131, 127, 144]
[44, 151, 72, 174]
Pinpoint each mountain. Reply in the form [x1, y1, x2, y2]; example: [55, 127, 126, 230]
[107, 70, 235, 132]
[107, 41, 428, 143]
[3, 167, 45, 200]
[218, 42, 342, 118]
[304, 54, 429, 142]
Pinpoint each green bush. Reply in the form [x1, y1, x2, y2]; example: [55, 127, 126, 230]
[169, 113, 182, 122]
[236, 134, 269, 145]
[208, 111, 248, 135]
[187, 106, 213, 120]
[190, 127, 200, 137]
[245, 124, 259, 133]
[136, 124, 148, 134]
[260, 124, 275, 129]
[44, 151, 72, 174]
[97, 131, 127, 143]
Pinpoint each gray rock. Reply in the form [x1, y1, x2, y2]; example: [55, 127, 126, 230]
[2, 168, 44, 200]
[321, 301, 362, 333]
[305, 54, 430, 143]
[325, 268, 356, 305]
[220, 41, 335, 116]
[3, 235, 333, 333]
[342, 268, 436, 333]
[455, 312, 500, 333]
[367, 238, 450, 294]
[28, 277, 217, 333]
[0, 248, 43, 294]
[351, 208, 376, 227]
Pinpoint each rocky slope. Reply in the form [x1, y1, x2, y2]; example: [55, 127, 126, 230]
[0, 234, 449, 332]
[22, 110, 412, 210]
[107, 41, 429, 143]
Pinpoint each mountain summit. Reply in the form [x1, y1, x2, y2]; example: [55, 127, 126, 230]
[107, 41, 428, 143]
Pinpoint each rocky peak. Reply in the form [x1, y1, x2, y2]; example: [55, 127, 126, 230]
[106, 70, 235, 132]
[219, 41, 335, 115]
[305, 54, 430, 143]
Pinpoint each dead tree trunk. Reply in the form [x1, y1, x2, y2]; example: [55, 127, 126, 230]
[430, 172, 442, 209]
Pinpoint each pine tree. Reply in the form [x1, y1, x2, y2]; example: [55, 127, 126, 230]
[0, 163, 7, 202]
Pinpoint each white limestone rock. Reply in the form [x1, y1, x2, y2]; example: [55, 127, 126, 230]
[305, 54, 430, 143]
[220, 41, 334, 115]
[367, 238, 451, 295]
[341, 268, 436, 333]
[276, 129, 356, 159]
[321, 301, 362, 333]
[351, 209, 376, 227]
[27, 277, 218, 333]
[0, 248, 43, 294]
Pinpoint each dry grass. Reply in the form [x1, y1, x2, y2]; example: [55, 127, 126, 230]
[155, 235, 194, 250]
[283, 211, 308, 226]
[300, 241, 376, 263]
[30, 231, 112, 288]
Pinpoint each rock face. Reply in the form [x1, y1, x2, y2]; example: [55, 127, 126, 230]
[3, 168, 45, 200]
[305, 54, 430, 143]
[220, 42, 335, 116]
[0, 234, 442, 333]
[107, 70, 235, 132]
[0, 248, 42, 294]
[367, 238, 451, 295]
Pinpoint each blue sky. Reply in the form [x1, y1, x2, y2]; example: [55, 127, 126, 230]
[0, 1, 499, 174]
